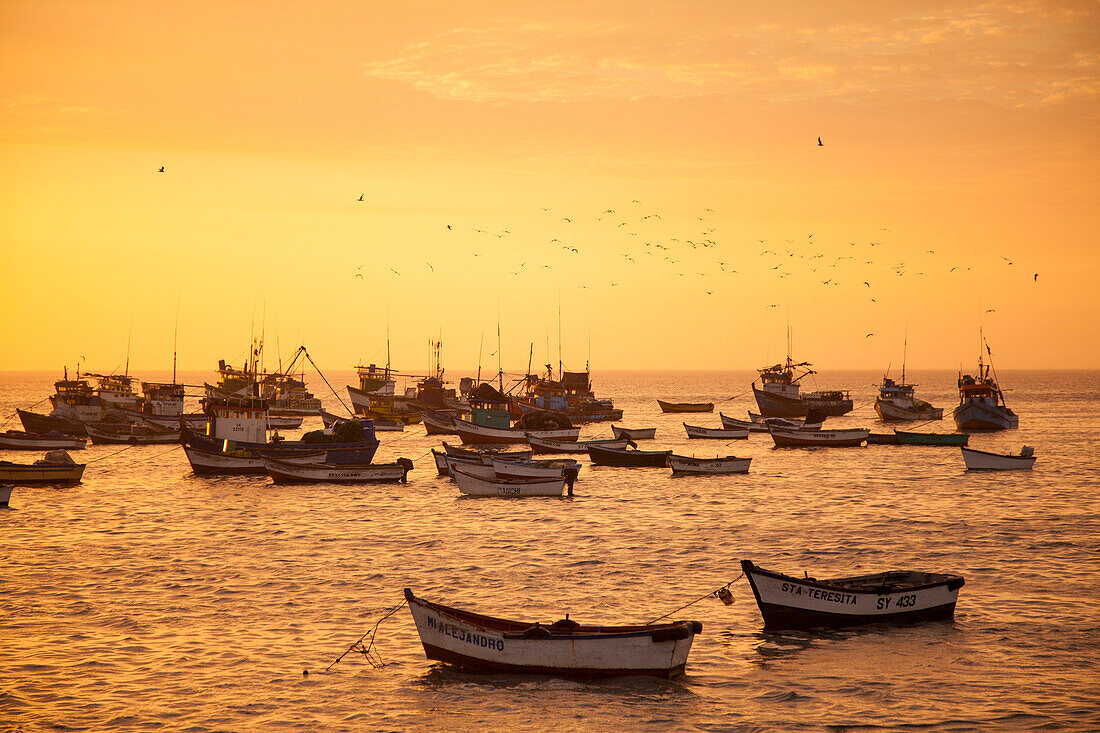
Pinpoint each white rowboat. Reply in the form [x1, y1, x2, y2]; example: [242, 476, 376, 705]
[683, 423, 749, 440]
[452, 467, 567, 497]
[611, 426, 656, 440]
[768, 426, 868, 448]
[261, 457, 412, 483]
[668, 454, 751, 475]
[961, 446, 1036, 470]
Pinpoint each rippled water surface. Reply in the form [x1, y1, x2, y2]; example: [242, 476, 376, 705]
[2, 369, 1098, 731]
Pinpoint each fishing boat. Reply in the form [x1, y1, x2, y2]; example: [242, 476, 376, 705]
[452, 467, 568, 497]
[183, 443, 326, 475]
[866, 433, 899, 445]
[404, 588, 702, 677]
[683, 423, 749, 440]
[894, 430, 969, 446]
[0, 451, 86, 485]
[17, 408, 88, 437]
[347, 360, 397, 414]
[961, 446, 1036, 470]
[767, 425, 869, 448]
[0, 485, 10, 506]
[441, 442, 533, 461]
[85, 422, 181, 445]
[0, 430, 87, 451]
[453, 383, 578, 444]
[420, 409, 460, 436]
[752, 355, 852, 418]
[875, 379, 942, 421]
[667, 454, 751, 475]
[749, 412, 824, 430]
[262, 457, 413, 484]
[741, 559, 965, 630]
[587, 445, 671, 467]
[320, 410, 400, 432]
[953, 345, 1018, 431]
[611, 426, 656, 440]
[46, 368, 102, 423]
[490, 456, 580, 481]
[526, 436, 631, 454]
[657, 400, 714, 414]
[86, 372, 141, 413]
[719, 414, 769, 433]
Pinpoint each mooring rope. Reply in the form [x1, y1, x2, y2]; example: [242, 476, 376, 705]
[646, 570, 744, 624]
[313, 598, 408, 675]
[0, 397, 51, 430]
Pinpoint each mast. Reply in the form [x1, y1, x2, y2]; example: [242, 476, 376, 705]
[901, 328, 908, 385]
[476, 331, 484, 385]
[496, 319, 503, 393]
[557, 297, 563, 381]
[125, 316, 133, 377]
[172, 298, 180, 384]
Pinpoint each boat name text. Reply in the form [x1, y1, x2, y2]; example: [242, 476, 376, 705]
[424, 613, 504, 651]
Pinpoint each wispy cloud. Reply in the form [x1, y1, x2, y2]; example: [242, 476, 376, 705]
[363, 4, 1100, 107]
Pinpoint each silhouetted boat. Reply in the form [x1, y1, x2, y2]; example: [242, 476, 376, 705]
[0, 451, 85, 485]
[767, 426, 869, 447]
[17, 408, 87, 437]
[85, 423, 181, 445]
[683, 423, 749, 440]
[0, 485, 10, 506]
[0, 430, 87, 451]
[668, 454, 751, 475]
[420, 409, 459, 435]
[587, 445, 671, 467]
[866, 433, 899, 445]
[611, 426, 656, 440]
[894, 430, 968, 446]
[405, 588, 702, 677]
[953, 345, 1018, 431]
[657, 400, 714, 413]
[752, 356, 852, 418]
[748, 412, 824, 430]
[719, 413, 768, 433]
[961, 446, 1036, 470]
[875, 378, 942, 421]
[741, 559, 965, 630]
[441, 442, 533, 461]
[453, 383, 578, 444]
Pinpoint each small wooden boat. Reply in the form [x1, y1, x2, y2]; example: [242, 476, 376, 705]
[182, 445, 327, 475]
[404, 588, 701, 677]
[683, 423, 749, 440]
[668, 454, 750, 475]
[490, 457, 580, 483]
[741, 559, 965, 630]
[0, 430, 87, 451]
[267, 416, 304, 430]
[587, 445, 671, 467]
[420, 409, 459, 436]
[441, 443, 533, 461]
[657, 400, 714, 413]
[768, 425, 869, 448]
[322, 410, 402, 432]
[866, 433, 899, 445]
[961, 446, 1036, 470]
[0, 452, 86, 485]
[262, 456, 413, 484]
[526, 436, 632, 454]
[749, 412, 824, 430]
[0, 484, 12, 506]
[719, 413, 769, 433]
[894, 430, 969, 446]
[85, 422, 180, 445]
[17, 408, 87, 436]
[452, 467, 568, 497]
[611, 425, 656, 440]
[453, 417, 580, 445]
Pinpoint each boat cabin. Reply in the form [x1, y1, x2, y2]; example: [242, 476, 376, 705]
[878, 377, 915, 400]
[202, 395, 269, 442]
[139, 381, 185, 416]
[757, 362, 809, 400]
[957, 369, 1004, 408]
[468, 383, 511, 429]
[355, 363, 396, 395]
[50, 369, 102, 421]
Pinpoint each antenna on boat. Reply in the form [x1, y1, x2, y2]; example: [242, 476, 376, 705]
[983, 335, 1008, 407]
[557, 295, 563, 381]
[496, 318, 503, 393]
[125, 314, 133, 377]
[476, 331, 484, 385]
[901, 325, 908, 385]
[172, 296, 180, 384]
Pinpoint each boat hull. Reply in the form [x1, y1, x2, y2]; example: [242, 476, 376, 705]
[894, 430, 969, 446]
[768, 427, 869, 447]
[86, 424, 181, 445]
[668, 454, 750, 475]
[405, 589, 698, 677]
[875, 399, 944, 422]
[961, 447, 1036, 470]
[719, 414, 769, 433]
[526, 437, 631, 454]
[0, 431, 87, 450]
[262, 457, 411, 483]
[17, 409, 87, 436]
[657, 400, 713, 413]
[421, 410, 459, 435]
[453, 468, 566, 497]
[953, 402, 1019, 432]
[611, 426, 656, 440]
[0, 461, 86, 485]
[741, 560, 964, 631]
[753, 387, 852, 418]
[452, 418, 580, 445]
[683, 423, 749, 440]
[183, 445, 326, 475]
[0, 485, 10, 506]
[587, 445, 671, 467]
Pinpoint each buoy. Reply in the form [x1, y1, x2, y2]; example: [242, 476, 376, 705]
[302, 669, 309, 676]
[716, 587, 734, 605]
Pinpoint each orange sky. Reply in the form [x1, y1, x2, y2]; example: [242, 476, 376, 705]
[1, 1, 1097, 374]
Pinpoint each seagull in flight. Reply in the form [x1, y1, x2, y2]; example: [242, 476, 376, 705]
[446, 225, 452, 230]
[357, 194, 364, 202]
[986, 308, 996, 313]
[426, 262, 434, 272]
[389, 268, 401, 276]
[1034, 273, 1038, 281]
[865, 333, 874, 338]
[817, 137, 823, 146]
[157, 166, 165, 173]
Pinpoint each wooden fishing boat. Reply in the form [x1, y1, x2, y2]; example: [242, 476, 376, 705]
[611, 426, 656, 440]
[961, 446, 1036, 470]
[953, 361, 1018, 431]
[0, 484, 10, 506]
[683, 423, 749, 440]
[17, 408, 87, 436]
[452, 467, 568, 497]
[748, 412, 824, 430]
[405, 588, 701, 677]
[261, 456, 413, 484]
[875, 379, 943, 422]
[441, 442, 532, 460]
[894, 430, 969, 446]
[322, 409, 402, 432]
[489, 457, 580, 483]
[668, 454, 751, 475]
[525, 436, 632, 454]
[741, 559, 965, 630]
[123, 410, 207, 430]
[85, 422, 181, 445]
[752, 355, 853, 417]
[182, 444, 327, 475]
[719, 413, 769, 433]
[0, 430, 87, 451]
[767, 426, 869, 448]
[866, 433, 899, 445]
[0, 453, 86, 485]
[452, 417, 579, 445]
[420, 409, 459, 436]
[657, 400, 714, 413]
[587, 445, 672, 467]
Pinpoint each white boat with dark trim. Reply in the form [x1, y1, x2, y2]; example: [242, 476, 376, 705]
[668, 454, 751, 475]
[261, 456, 412, 483]
[0, 431, 87, 451]
[420, 409, 459, 435]
[768, 425, 868, 448]
[86, 422, 181, 445]
[741, 559, 965, 630]
[526, 436, 631, 454]
[961, 446, 1036, 470]
[683, 423, 749, 440]
[749, 412, 824, 429]
[404, 588, 702, 677]
[719, 413, 768, 433]
[953, 347, 1018, 431]
[611, 426, 656, 440]
[183, 445, 326, 475]
[452, 467, 568, 497]
[490, 456, 580, 483]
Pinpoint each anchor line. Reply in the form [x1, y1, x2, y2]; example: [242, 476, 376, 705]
[322, 599, 408, 672]
[714, 390, 751, 404]
[0, 397, 51, 429]
[646, 570, 745, 624]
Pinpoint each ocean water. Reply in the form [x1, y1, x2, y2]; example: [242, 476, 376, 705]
[2, 369, 1098, 732]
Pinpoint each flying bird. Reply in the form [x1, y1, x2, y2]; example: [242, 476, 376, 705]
[426, 262, 434, 272]
[817, 137, 823, 146]
[985, 308, 996, 313]
[768, 304, 780, 308]
[157, 166, 165, 173]
[354, 273, 362, 279]
[389, 268, 401, 276]
[357, 194, 364, 202]
[1034, 273, 1038, 281]
[866, 333, 874, 338]
[446, 225, 452, 230]
[562, 217, 572, 223]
